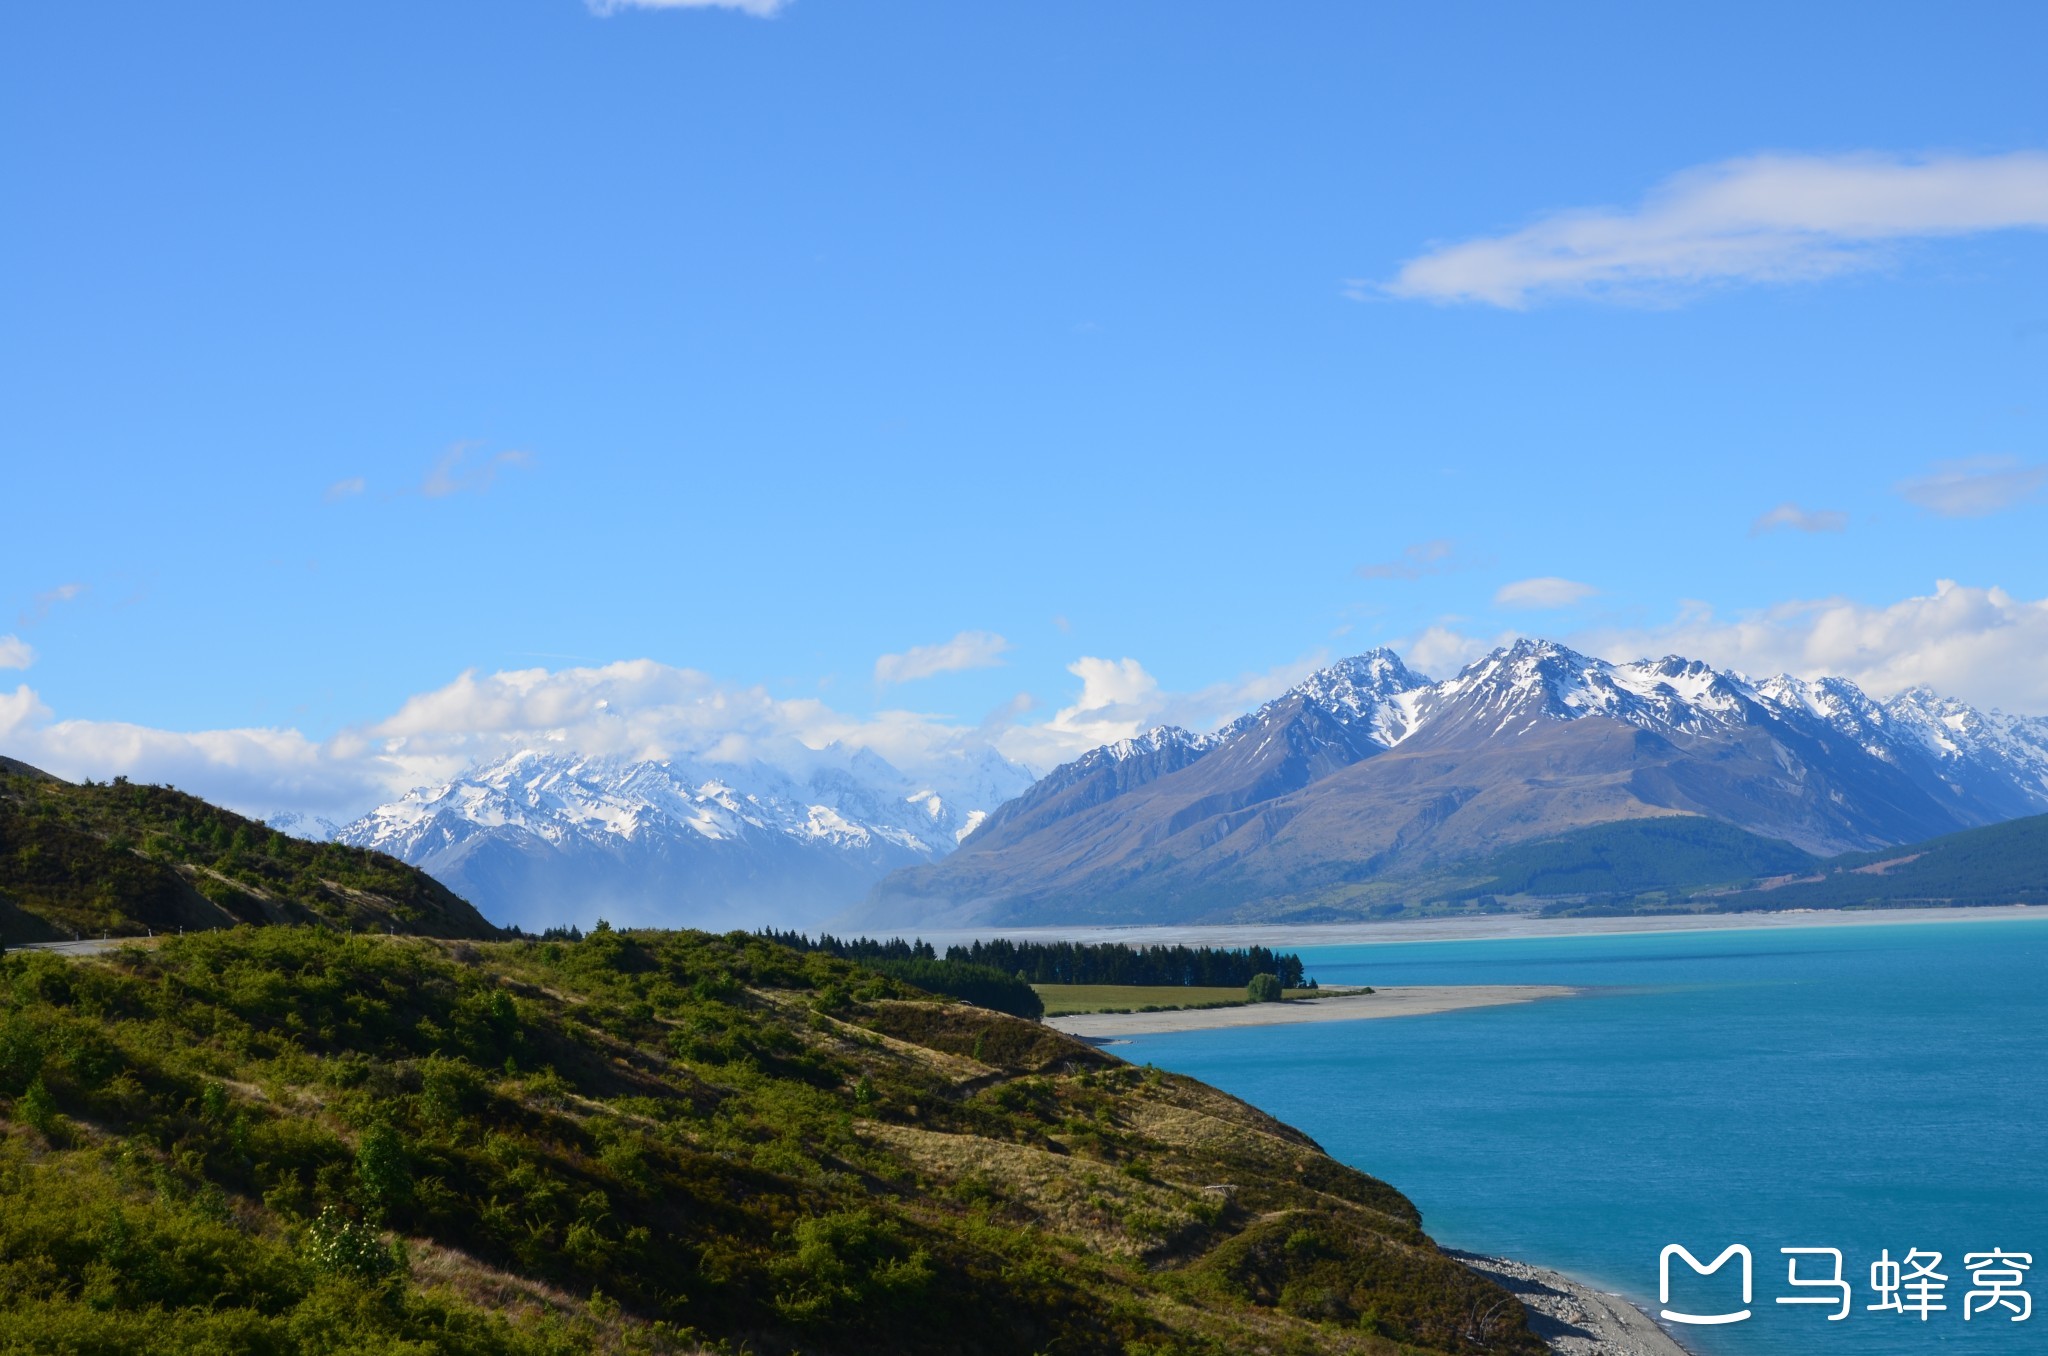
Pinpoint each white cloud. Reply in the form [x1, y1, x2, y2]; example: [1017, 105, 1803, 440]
[0, 636, 32, 670]
[1494, 577, 1598, 610]
[8, 649, 1317, 826]
[0, 659, 1012, 825]
[1897, 456, 2047, 517]
[1750, 502, 1849, 536]
[421, 445, 534, 499]
[1571, 580, 2048, 713]
[1358, 538, 1461, 581]
[1399, 625, 1519, 678]
[980, 692, 1038, 731]
[19, 583, 87, 627]
[994, 653, 1325, 770]
[586, 0, 789, 15]
[873, 631, 1011, 686]
[0, 684, 50, 738]
[1377, 150, 2048, 308]
[1039, 657, 1161, 750]
[324, 476, 367, 503]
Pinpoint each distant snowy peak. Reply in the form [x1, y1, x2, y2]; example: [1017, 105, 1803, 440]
[1100, 641, 2048, 808]
[1022, 726, 1217, 799]
[1880, 686, 2048, 800]
[264, 811, 343, 843]
[1293, 647, 1431, 714]
[1097, 726, 1219, 764]
[1214, 646, 1434, 750]
[336, 746, 1036, 866]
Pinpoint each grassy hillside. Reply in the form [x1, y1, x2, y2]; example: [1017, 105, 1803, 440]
[0, 926, 1541, 1355]
[0, 766, 496, 943]
[1708, 811, 2048, 911]
[1445, 816, 1820, 904]
[1430, 812, 2048, 916]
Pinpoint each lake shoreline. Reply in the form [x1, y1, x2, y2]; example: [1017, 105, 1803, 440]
[1454, 1252, 1695, 1356]
[1045, 983, 1581, 1037]
[906, 901, 2048, 952]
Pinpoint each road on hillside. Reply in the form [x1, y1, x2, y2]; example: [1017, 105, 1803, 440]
[10, 937, 154, 956]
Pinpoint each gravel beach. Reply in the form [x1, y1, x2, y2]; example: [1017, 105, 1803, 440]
[1454, 1252, 1694, 1356]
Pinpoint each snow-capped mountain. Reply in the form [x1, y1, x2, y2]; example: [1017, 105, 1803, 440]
[263, 811, 344, 842]
[1217, 648, 1433, 748]
[859, 642, 2048, 928]
[330, 745, 1034, 932]
[1412, 642, 2048, 822]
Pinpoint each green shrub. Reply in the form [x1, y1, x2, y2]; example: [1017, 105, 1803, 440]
[1246, 973, 1283, 1003]
[867, 958, 1044, 1020]
[302, 1205, 399, 1281]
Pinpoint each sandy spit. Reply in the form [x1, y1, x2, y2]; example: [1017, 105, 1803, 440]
[1454, 1252, 1694, 1356]
[1044, 984, 1579, 1038]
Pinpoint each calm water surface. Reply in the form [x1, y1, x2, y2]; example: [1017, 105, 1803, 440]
[1115, 917, 2048, 1355]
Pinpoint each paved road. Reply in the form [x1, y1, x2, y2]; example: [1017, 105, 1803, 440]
[10, 937, 153, 956]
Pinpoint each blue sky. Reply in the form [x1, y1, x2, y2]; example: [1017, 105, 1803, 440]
[4, 0, 2046, 819]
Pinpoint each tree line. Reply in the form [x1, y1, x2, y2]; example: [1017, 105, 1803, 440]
[761, 932, 1306, 990]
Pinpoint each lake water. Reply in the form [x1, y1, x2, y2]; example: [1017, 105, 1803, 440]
[1114, 916, 2048, 1355]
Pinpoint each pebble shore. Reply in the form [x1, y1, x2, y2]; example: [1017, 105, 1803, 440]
[1453, 1252, 1694, 1356]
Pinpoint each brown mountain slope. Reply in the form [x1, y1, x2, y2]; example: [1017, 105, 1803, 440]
[858, 641, 2040, 928]
[861, 714, 2005, 928]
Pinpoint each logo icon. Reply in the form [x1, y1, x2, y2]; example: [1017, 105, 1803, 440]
[1660, 1244, 1753, 1325]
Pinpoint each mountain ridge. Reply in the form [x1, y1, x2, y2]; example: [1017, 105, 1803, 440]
[331, 745, 1036, 932]
[856, 641, 2048, 928]
[0, 760, 497, 943]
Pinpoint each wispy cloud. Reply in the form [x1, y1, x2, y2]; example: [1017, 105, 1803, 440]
[323, 476, 367, 503]
[0, 635, 33, 670]
[980, 692, 1038, 732]
[422, 445, 535, 499]
[996, 653, 1325, 769]
[1494, 576, 1598, 610]
[1399, 624, 1520, 678]
[1750, 502, 1849, 536]
[586, 0, 789, 15]
[1358, 538, 1463, 581]
[1571, 580, 2048, 713]
[1375, 151, 2048, 308]
[0, 648, 1247, 828]
[874, 631, 1011, 686]
[1897, 455, 2046, 517]
[18, 583, 87, 628]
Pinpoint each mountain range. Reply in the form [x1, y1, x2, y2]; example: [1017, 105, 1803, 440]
[326, 744, 1035, 931]
[294, 640, 2048, 931]
[854, 640, 2048, 927]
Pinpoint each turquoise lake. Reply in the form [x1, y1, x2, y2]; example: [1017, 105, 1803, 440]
[1113, 916, 2048, 1355]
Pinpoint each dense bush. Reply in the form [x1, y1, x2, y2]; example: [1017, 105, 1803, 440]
[0, 770, 494, 943]
[0, 925, 1538, 1356]
[865, 958, 1044, 1019]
